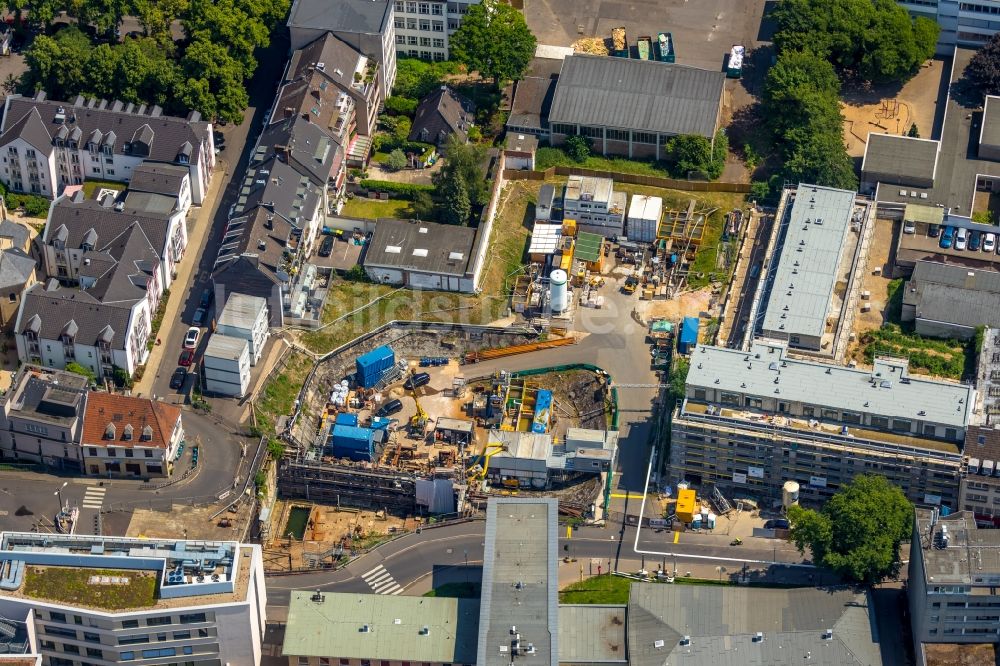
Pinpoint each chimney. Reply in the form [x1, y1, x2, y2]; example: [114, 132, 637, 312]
[284, 106, 295, 119]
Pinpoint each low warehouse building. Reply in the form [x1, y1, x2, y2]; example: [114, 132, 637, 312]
[486, 428, 617, 489]
[902, 260, 1000, 339]
[362, 218, 482, 292]
[202, 334, 251, 397]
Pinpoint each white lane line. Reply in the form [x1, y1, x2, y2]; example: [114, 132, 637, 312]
[361, 564, 385, 579]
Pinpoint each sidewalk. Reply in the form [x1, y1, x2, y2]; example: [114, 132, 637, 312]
[134, 169, 226, 397]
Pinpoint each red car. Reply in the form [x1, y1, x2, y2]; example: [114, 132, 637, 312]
[178, 350, 195, 367]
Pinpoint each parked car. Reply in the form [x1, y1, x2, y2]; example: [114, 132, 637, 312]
[183, 326, 200, 349]
[319, 235, 334, 257]
[178, 350, 194, 367]
[970, 229, 983, 251]
[903, 219, 916, 234]
[764, 518, 790, 530]
[404, 372, 431, 390]
[169, 368, 187, 390]
[940, 226, 955, 249]
[928, 223, 941, 238]
[376, 399, 403, 417]
[200, 288, 212, 308]
[956, 227, 969, 250]
[985, 233, 997, 253]
[193, 307, 207, 326]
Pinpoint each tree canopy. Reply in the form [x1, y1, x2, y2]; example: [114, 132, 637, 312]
[432, 134, 489, 225]
[449, 0, 535, 86]
[772, 0, 939, 83]
[966, 33, 1000, 97]
[14, 0, 289, 123]
[787, 475, 913, 584]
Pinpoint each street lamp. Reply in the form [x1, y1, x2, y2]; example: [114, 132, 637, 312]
[54, 481, 67, 515]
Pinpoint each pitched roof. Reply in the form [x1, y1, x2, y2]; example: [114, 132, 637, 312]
[0, 248, 34, 289]
[127, 162, 189, 198]
[548, 55, 724, 138]
[507, 77, 556, 131]
[235, 157, 321, 228]
[82, 392, 181, 449]
[627, 584, 883, 666]
[904, 260, 1000, 330]
[0, 106, 53, 156]
[253, 115, 341, 187]
[17, 281, 134, 351]
[1, 94, 210, 166]
[287, 32, 368, 87]
[46, 191, 173, 261]
[286, 0, 392, 34]
[77, 223, 159, 304]
[0, 220, 30, 250]
[409, 87, 474, 145]
[214, 208, 293, 281]
[273, 68, 354, 139]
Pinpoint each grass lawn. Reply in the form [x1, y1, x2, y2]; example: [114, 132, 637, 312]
[536, 147, 675, 178]
[81, 179, 125, 199]
[423, 582, 481, 598]
[559, 574, 632, 604]
[254, 351, 313, 434]
[298, 180, 537, 354]
[25, 567, 157, 610]
[341, 197, 415, 219]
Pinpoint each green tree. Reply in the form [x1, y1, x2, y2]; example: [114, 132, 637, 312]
[392, 57, 461, 99]
[908, 123, 920, 138]
[386, 148, 407, 172]
[9, 0, 64, 27]
[133, 0, 189, 44]
[664, 134, 713, 178]
[392, 116, 412, 144]
[564, 135, 591, 163]
[2, 72, 19, 94]
[788, 475, 913, 584]
[179, 38, 248, 123]
[449, 0, 536, 86]
[439, 176, 471, 226]
[65, 362, 96, 383]
[75, 0, 131, 37]
[966, 32, 1000, 97]
[23, 27, 93, 99]
[384, 95, 417, 117]
[433, 134, 489, 206]
[749, 180, 772, 203]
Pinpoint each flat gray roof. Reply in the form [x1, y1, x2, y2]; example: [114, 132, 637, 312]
[558, 605, 627, 664]
[761, 184, 857, 342]
[686, 341, 974, 429]
[204, 333, 248, 361]
[905, 260, 1000, 330]
[914, 509, 1000, 586]
[218, 293, 266, 331]
[982, 95, 1000, 149]
[286, 0, 391, 34]
[861, 133, 939, 184]
[627, 584, 883, 666]
[363, 218, 476, 277]
[548, 55, 724, 139]
[477, 498, 558, 666]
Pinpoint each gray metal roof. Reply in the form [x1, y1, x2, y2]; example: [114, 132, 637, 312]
[217, 293, 266, 331]
[286, 0, 392, 34]
[861, 133, 939, 184]
[904, 260, 1000, 330]
[364, 218, 476, 277]
[127, 162, 189, 198]
[686, 341, 974, 429]
[477, 498, 559, 666]
[982, 95, 1000, 149]
[548, 55, 724, 138]
[281, 592, 479, 663]
[627, 584, 882, 666]
[761, 184, 857, 342]
[558, 605, 627, 664]
[204, 333, 248, 361]
[914, 509, 1000, 586]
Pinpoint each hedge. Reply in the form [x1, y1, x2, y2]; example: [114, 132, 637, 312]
[358, 180, 435, 200]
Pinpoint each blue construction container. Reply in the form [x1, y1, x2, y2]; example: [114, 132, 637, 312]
[356, 345, 395, 388]
[678, 317, 699, 355]
[335, 413, 358, 427]
[370, 417, 392, 430]
[329, 424, 374, 461]
[532, 389, 553, 434]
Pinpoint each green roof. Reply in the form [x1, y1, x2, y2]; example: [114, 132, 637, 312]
[575, 231, 603, 262]
[903, 203, 944, 225]
[282, 592, 480, 662]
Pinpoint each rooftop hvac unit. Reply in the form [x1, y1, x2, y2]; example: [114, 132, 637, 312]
[679, 636, 691, 646]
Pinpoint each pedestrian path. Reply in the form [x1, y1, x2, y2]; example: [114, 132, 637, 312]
[361, 564, 403, 595]
[81, 487, 106, 510]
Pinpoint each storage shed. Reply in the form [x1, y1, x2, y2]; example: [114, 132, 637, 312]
[329, 424, 375, 461]
[678, 317, 699, 355]
[356, 345, 395, 388]
[627, 194, 663, 242]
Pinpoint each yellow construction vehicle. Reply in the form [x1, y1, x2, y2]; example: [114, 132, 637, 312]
[467, 442, 506, 482]
[409, 392, 429, 433]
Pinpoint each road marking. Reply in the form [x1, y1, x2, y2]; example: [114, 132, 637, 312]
[565, 526, 571, 538]
[673, 531, 680, 544]
[361, 564, 385, 578]
[390, 587, 404, 595]
[81, 487, 106, 509]
[361, 564, 402, 594]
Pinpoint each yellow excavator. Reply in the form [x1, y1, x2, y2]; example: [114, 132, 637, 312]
[410, 392, 429, 433]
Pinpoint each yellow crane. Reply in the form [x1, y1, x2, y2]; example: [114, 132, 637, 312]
[410, 392, 429, 433]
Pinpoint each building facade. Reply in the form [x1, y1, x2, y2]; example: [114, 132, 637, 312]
[216, 294, 269, 366]
[202, 334, 251, 398]
[392, 0, 482, 61]
[80, 393, 182, 478]
[908, 509, 1000, 659]
[670, 341, 973, 510]
[0, 533, 267, 666]
[562, 175, 626, 237]
[899, 0, 1000, 51]
[0, 367, 88, 470]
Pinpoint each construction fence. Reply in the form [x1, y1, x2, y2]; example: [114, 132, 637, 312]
[504, 166, 751, 193]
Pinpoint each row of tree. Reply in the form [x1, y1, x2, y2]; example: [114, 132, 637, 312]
[14, 0, 289, 123]
[757, 0, 940, 193]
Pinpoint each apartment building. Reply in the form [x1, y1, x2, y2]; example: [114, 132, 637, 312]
[0, 532, 267, 666]
[392, 0, 481, 61]
[0, 93, 214, 204]
[670, 341, 974, 509]
[908, 509, 1000, 660]
[80, 392, 183, 478]
[562, 175, 627, 237]
[899, 0, 1000, 51]
[0, 367, 88, 471]
[0, 249, 36, 334]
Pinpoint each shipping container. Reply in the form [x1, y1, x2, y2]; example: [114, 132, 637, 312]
[329, 424, 374, 461]
[355, 345, 395, 388]
[335, 412, 359, 427]
[627, 194, 663, 243]
[611, 26, 628, 57]
[676, 488, 697, 523]
[636, 35, 653, 61]
[656, 32, 675, 63]
[727, 45, 745, 78]
[678, 317, 699, 355]
[532, 389, 553, 434]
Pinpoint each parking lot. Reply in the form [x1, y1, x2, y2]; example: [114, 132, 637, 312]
[523, 0, 770, 71]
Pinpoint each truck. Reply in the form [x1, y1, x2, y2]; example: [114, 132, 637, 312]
[656, 32, 675, 63]
[636, 35, 653, 61]
[727, 45, 745, 78]
[611, 26, 628, 57]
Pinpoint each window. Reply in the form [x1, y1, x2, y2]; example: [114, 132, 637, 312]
[421, 50, 432, 59]
[406, 1, 417, 11]
[419, 2, 429, 13]
[157, 632, 167, 641]
[432, 20, 443, 31]
[419, 19, 430, 30]
[693, 389, 707, 401]
[395, 1, 403, 10]
[44, 626, 77, 639]
[892, 419, 911, 433]
[173, 631, 191, 640]
[432, 4, 442, 14]
[420, 37, 431, 46]
[433, 38, 444, 47]
[86, 648, 103, 658]
[83, 632, 100, 642]
[842, 411, 861, 424]
[146, 616, 172, 627]
[64, 644, 80, 654]
[119, 634, 149, 645]
[120, 652, 134, 661]
[298, 659, 309, 666]
[448, 18, 459, 29]
[408, 35, 418, 44]
[180, 613, 207, 624]
[7, 293, 15, 303]
[397, 34, 405, 44]
[141, 647, 176, 658]
[632, 131, 657, 144]
[407, 18, 417, 28]
[606, 128, 629, 141]
[395, 18, 405, 28]
[121, 620, 139, 629]
[50, 612, 67, 623]
[321, 660, 331, 666]
[871, 415, 889, 429]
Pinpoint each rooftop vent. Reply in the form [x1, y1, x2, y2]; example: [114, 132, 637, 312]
[310, 590, 324, 602]
[360, 625, 372, 633]
[753, 632, 764, 643]
[419, 626, 430, 636]
[679, 636, 691, 647]
[822, 629, 833, 641]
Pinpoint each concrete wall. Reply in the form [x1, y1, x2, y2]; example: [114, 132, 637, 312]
[915, 317, 977, 341]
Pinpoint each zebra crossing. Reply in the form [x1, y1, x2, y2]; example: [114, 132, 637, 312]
[361, 564, 403, 595]
[81, 486, 106, 510]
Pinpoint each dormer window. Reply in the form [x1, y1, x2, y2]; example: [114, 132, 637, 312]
[123, 424, 133, 441]
[141, 425, 153, 442]
[104, 423, 116, 440]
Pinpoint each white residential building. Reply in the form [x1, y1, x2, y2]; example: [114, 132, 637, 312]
[216, 294, 269, 366]
[202, 335, 251, 398]
[0, 367, 88, 471]
[81, 392, 183, 478]
[0, 532, 267, 666]
[899, 0, 1000, 52]
[0, 93, 214, 204]
[392, 0, 482, 61]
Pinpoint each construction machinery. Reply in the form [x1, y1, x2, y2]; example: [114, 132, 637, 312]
[623, 274, 639, 294]
[405, 370, 430, 435]
[467, 441, 506, 483]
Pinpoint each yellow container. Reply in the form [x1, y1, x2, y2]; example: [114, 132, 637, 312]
[675, 488, 697, 523]
[562, 219, 577, 237]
